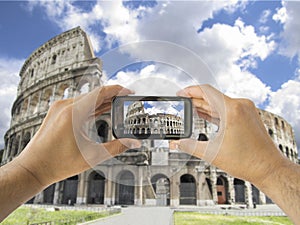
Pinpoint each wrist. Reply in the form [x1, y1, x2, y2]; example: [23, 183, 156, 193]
[251, 152, 290, 192]
[0, 158, 46, 220]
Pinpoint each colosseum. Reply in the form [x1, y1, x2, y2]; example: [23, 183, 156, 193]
[1, 27, 299, 207]
[124, 101, 184, 137]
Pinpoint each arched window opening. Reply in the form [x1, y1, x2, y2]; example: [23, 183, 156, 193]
[62, 175, 78, 205]
[198, 133, 209, 141]
[116, 171, 135, 205]
[9, 136, 19, 157]
[51, 54, 57, 64]
[279, 144, 283, 153]
[217, 176, 228, 204]
[43, 183, 55, 204]
[180, 174, 196, 205]
[275, 117, 279, 126]
[63, 87, 71, 99]
[281, 121, 285, 129]
[286, 147, 289, 158]
[268, 129, 273, 137]
[234, 178, 245, 203]
[151, 174, 170, 206]
[79, 83, 89, 94]
[88, 171, 105, 204]
[96, 120, 109, 143]
[252, 184, 260, 205]
[21, 132, 31, 152]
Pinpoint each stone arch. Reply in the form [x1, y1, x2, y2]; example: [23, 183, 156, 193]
[151, 173, 170, 206]
[206, 178, 213, 197]
[234, 178, 245, 203]
[41, 88, 53, 110]
[21, 132, 31, 152]
[63, 87, 72, 99]
[198, 133, 209, 141]
[268, 129, 273, 137]
[290, 149, 294, 161]
[9, 135, 19, 157]
[57, 83, 70, 99]
[279, 144, 283, 153]
[251, 184, 260, 205]
[96, 120, 109, 143]
[30, 92, 39, 115]
[87, 171, 106, 204]
[115, 170, 135, 205]
[216, 176, 228, 204]
[180, 174, 196, 205]
[285, 147, 289, 158]
[22, 98, 29, 115]
[43, 183, 55, 204]
[78, 81, 90, 94]
[62, 175, 79, 205]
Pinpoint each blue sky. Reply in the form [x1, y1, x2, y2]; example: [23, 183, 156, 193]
[1, 0, 300, 150]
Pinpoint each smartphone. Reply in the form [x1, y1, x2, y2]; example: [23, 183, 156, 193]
[112, 96, 192, 139]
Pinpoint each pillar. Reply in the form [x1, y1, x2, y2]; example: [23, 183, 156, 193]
[245, 181, 254, 208]
[170, 172, 179, 207]
[76, 173, 87, 204]
[210, 167, 218, 204]
[228, 176, 235, 204]
[53, 182, 62, 204]
[104, 166, 113, 205]
[135, 166, 143, 205]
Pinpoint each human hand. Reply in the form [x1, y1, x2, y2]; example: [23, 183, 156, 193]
[15, 85, 141, 188]
[172, 85, 286, 187]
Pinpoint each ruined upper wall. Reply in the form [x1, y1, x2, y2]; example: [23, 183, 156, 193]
[17, 27, 97, 95]
[259, 109, 297, 162]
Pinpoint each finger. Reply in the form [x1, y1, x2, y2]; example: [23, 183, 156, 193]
[192, 98, 213, 116]
[92, 102, 112, 118]
[74, 85, 133, 120]
[196, 111, 220, 125]
[177, 86, 205, 99]
[103, 138, 141, 157]
[171, 138, 208, 159]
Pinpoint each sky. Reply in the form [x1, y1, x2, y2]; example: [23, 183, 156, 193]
[124, 100, 184, 120]
[1, 0, 300, 153]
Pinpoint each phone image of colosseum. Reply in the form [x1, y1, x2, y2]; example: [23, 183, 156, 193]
[1, 27, 298, 207]
[124, 101, 184, 137]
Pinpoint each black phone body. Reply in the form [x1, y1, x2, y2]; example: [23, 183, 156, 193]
[112, 96, 192, 140]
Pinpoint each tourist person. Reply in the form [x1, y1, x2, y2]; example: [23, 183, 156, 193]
[0, 84, 299, 224]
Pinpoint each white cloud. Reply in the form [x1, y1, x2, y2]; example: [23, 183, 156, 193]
[266, 77, 300, 148]
[105, 63, 197, 95]
[273, 4, 287, 24]
[26, 0, 300, 147]
[273, 1, 300, 60]
[101, 2, 275, 105]
[0, 58, 23, 149]
[259, 9, 271, 24]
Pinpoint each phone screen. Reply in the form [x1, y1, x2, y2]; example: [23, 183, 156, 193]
[112, 96, 192, 139]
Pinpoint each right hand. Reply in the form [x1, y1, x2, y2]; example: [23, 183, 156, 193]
[172, 84, 286, 187]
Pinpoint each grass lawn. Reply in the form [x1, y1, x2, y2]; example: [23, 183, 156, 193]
[174, 212, 293, 225]
[2, 206, 118, 225]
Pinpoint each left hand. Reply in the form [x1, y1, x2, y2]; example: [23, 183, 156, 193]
[15, 85, 141, 188]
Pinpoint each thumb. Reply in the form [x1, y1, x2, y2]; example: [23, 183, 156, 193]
[171, 138, 209, 160]
[103, 138, 141, 157]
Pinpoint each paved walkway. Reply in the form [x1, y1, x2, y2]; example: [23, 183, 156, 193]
[81, 207, 174, 225]
[79, 204, 286, 225]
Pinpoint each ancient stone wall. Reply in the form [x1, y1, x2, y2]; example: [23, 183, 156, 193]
[2, 27, 102, 164]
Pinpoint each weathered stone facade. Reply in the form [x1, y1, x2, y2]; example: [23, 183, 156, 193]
[1, 27, 298, 207]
